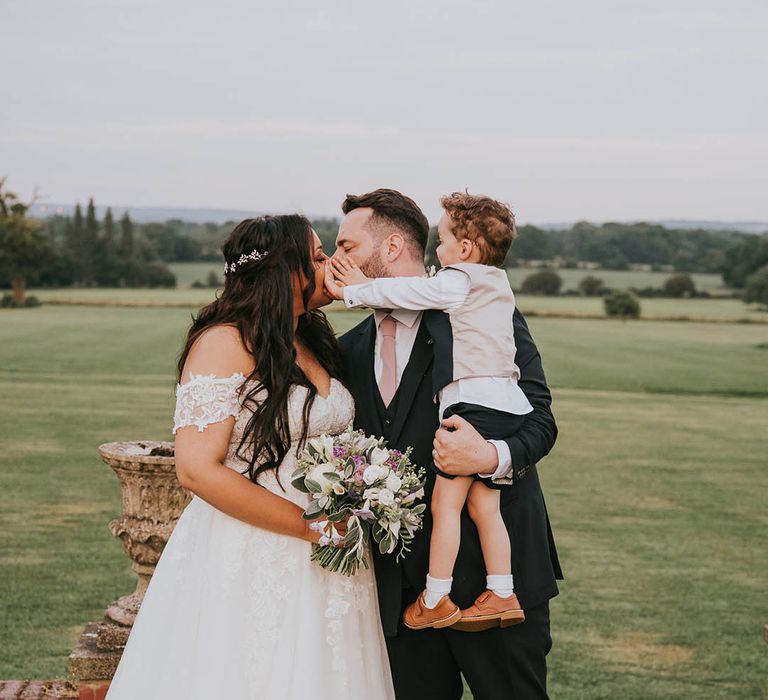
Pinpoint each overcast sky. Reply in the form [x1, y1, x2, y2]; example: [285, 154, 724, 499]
[3, 0, 767, 223]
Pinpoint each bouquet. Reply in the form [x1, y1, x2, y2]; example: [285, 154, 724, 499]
[291, 427, 426, 576]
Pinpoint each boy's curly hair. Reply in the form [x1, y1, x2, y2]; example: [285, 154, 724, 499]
[440, 191, 516, 267]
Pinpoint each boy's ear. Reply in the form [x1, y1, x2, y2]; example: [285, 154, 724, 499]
[459, 238, 474, 260]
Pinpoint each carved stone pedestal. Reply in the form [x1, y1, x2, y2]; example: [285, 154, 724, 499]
[68, 441, 190, 685]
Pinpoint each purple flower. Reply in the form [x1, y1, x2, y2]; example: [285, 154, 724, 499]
[352, 455, 365, 467]
[333, 447, 345, 458]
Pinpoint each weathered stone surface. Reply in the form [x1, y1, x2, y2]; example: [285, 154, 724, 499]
[68, 441, 189, 683]
[92, 620, 130, 653]
[0, 681, 77, 699]
[97, 440, 189, 627]
[0, 682, 25, 699]
[68, 622, 120, 682]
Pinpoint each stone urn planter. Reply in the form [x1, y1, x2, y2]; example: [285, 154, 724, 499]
[98, 440, 191, 627]
[68, 440, 190, 684]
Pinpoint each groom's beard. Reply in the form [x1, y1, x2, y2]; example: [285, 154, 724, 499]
[359, 250, 391, 279]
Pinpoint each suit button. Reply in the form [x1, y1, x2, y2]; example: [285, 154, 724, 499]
[385, 419, 392, 426]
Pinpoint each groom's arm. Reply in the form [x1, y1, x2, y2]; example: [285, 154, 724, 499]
[498, 308, 558, 479]
[433, 309, 557, 482]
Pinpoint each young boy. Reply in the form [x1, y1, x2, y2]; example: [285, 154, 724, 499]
[326, 192, 532, 631]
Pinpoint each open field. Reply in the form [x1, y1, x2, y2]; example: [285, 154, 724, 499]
[23, 286, 766, 323]
[1, 306, 767, 698]
[509, 267, 728, 294]
[514, 296, 764, 322]
[167, 261, 225, 288]
[166, 262, 729, 295]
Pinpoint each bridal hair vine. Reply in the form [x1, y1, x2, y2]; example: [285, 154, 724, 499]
[224, 248, 269, 274]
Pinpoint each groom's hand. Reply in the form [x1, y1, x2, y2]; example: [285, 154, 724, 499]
[433, 415, 499, 476]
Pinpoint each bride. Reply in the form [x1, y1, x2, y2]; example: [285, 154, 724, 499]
[106, 215, 395, 699]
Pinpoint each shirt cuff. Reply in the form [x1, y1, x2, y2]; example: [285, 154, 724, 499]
[342, 286, 361, 309]
[479, 440, 512, 480]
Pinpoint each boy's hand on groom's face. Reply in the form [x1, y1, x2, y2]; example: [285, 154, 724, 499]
[433, 415, 499, 476]
[331, 255, 370, 286]
[324, 262, 346, 301]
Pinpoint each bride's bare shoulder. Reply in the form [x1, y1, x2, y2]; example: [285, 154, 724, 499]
[180, 324, 254, 382]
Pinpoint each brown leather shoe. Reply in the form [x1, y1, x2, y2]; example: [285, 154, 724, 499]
[403, 591, 462, 630]
[451, 590, 526, 632]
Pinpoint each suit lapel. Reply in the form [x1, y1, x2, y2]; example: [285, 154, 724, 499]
[389, 320, 434, 444]
[348, 316, 382, 435]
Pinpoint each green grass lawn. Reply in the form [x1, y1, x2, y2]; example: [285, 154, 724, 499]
[519, 295, 765, 322]
[509, 268, 727, 294]
[168, 261, 726, 294]
[24, 284, 766, 323]
[1, 306, 766, 698]
[167, 261, 224, 288]
[165, 261, 727, 294]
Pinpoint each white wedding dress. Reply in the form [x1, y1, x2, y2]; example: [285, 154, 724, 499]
[106, 373, 395, 700]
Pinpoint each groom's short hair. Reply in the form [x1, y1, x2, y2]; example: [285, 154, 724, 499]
[342, 189, 429, 258]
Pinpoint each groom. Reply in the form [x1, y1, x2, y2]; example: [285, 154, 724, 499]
[332, 189, 563, 700]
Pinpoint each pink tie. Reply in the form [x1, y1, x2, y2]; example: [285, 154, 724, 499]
[378, 315, 398, 407]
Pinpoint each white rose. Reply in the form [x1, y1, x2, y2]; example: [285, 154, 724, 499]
[363, 465, 386, 485]
[378, 488, 395, 506]
[363, 488, 379, 501]
[385, 473, 402, 493]
[370, 447, 390, 466]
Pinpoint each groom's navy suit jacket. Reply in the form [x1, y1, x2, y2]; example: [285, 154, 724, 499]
[339, 308, 563, 637]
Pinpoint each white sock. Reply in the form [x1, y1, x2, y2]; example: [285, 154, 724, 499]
[487, 574, 514, 598]
[424, 574, 452, 609]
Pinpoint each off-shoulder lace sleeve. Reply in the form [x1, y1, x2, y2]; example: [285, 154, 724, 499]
[173, 372, 246, 434]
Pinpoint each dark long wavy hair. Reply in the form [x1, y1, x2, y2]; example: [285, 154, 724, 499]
[177, 215, 344, 488]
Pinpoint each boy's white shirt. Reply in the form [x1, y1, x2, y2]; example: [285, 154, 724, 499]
[345, 268, 534, 482]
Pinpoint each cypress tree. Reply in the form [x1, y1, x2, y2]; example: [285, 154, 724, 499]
[103, 208, 115, 255]
[72, 203, 83, 242]
[81, 198, 100, 284]
[120, 212, 134, 258]
[71, 203, 85, 283]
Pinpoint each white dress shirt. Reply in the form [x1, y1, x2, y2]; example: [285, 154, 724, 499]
[360, 271, 521, 481]
[346, 269, 533, 419]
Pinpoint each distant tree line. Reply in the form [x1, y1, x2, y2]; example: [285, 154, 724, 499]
[506, 221, 748, 273]
[1, 198, 183, 291]
[3, 187, 767, 301]
[424, 221, 759, 275]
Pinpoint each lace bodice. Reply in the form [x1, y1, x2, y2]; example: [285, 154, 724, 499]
[173, 373, 355, 494]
